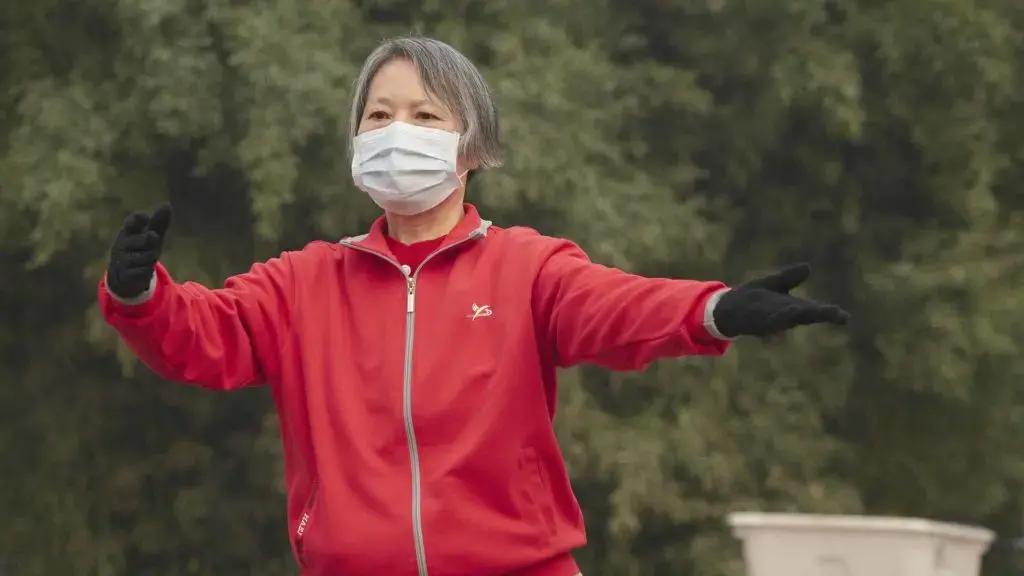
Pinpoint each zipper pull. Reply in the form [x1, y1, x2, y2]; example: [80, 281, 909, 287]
[407, 277, 416, 313]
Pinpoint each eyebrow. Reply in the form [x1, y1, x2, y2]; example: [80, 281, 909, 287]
[368, 96, 436, 108]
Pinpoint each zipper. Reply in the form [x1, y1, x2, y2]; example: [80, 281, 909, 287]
[401, 272, 426, 575]
[295, 480, 319, 567]
[339, 229, 485, 576]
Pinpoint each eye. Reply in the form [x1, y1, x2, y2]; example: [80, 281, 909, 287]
[415, 111, 441, 121]
[366, 110, 390, 121]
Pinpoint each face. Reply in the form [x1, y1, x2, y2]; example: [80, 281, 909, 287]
[358, 58, 473, 174]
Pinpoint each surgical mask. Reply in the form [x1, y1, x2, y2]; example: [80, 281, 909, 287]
[351, 121, 466, 216]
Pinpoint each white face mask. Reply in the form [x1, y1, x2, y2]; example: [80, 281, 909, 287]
[351, 121, 466, 216]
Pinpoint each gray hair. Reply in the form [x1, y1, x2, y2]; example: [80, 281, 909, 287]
[348, 36, 503, 170]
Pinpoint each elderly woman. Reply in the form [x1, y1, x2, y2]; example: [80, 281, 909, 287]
[99, 37, 848, 576]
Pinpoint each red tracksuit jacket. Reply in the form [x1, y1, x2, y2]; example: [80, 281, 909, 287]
[99, 204, 731, 576]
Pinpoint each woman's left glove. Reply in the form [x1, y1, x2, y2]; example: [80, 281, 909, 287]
[712, 263, 849, 338]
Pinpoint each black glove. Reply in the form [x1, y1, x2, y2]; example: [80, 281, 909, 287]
[106, 204, 173, 300]
[712, 263, 849, 338]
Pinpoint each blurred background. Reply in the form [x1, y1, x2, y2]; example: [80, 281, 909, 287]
[2, 0, 1024, 574]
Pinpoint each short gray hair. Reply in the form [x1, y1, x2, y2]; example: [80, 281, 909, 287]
[348, 36, 503, 170]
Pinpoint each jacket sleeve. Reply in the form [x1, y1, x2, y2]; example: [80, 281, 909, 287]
[532, 239, 732, 370]
[98, 254, 296, 390]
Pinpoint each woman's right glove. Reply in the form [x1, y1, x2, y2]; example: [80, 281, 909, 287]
[105, 204, 173, 300]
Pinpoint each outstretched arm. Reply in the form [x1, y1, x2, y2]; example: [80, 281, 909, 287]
[99, 204, 299, 390]
[533, 239, 849, 371]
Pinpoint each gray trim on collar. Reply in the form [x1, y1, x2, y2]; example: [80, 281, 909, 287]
[339, 233, 370, 244]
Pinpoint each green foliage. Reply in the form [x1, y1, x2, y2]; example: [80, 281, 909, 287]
[2, 0, 1024, 574]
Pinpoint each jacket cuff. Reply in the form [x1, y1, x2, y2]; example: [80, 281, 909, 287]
[702, 288, 733, 341]
[105, 273, 157, 305]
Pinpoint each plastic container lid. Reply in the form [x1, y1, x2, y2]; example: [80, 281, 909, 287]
[727, 512, 995, 545]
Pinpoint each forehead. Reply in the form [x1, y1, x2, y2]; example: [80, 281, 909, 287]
[366, 58, 429, 104]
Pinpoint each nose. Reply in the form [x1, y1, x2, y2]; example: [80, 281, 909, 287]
[391, 108, 416, 123]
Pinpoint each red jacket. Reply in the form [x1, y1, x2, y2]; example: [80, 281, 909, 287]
[99, 205, 731, 576]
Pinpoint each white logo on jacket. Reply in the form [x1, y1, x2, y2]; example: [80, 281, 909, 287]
[467, 303, 493, 320]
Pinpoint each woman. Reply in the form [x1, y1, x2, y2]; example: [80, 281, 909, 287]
[100, 36, 848, 576]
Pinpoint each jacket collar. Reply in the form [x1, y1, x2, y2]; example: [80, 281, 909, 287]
[338, 203, 492, 257]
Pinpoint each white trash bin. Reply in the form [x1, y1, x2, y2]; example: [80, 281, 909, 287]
[727, 512, 995, 576]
